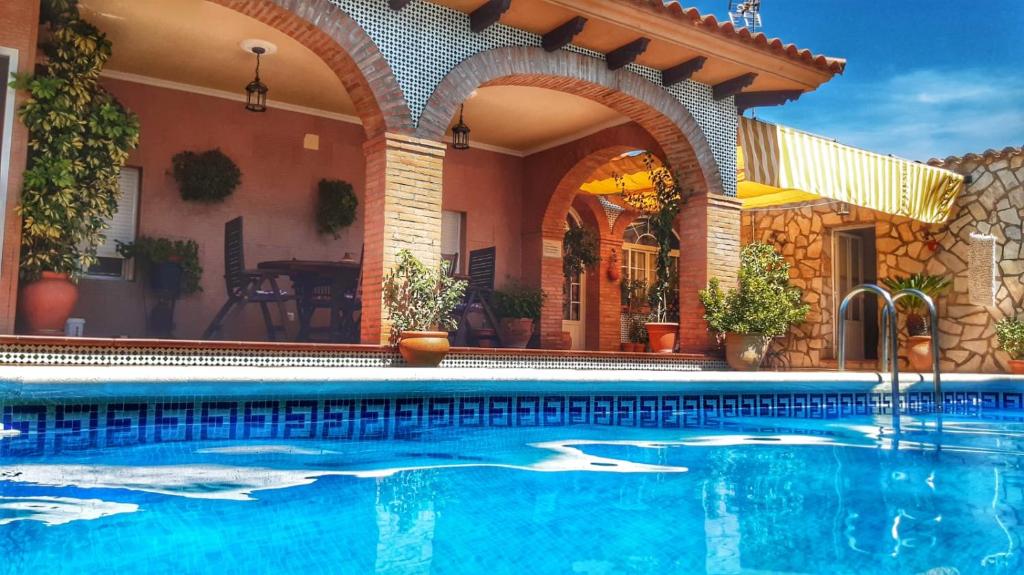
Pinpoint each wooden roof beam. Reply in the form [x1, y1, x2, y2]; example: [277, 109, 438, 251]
[388, 0, 412, 9]
[470, 0, 512, 33]
[735, 90, 804, 112]
[661, 56, 706, 87]
[606, 37, 650, 71]
[712, 73, 758, 100]
[542, 16, 588, 52]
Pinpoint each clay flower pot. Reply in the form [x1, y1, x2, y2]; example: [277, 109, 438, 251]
[725, 332, 770, 370]
[645, 322, 678, 354]
[907, 335, 934, 372]
[630, 343, 645, 353]
[620, 342, 631, 352]
[19, 271, 78, 335]
[398, 331, 450, 367]
[1008, 359, 1024, 375]
[500, 317, 534, 349]
[556, 331, 573, 350]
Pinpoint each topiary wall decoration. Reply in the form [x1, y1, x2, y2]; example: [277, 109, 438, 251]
[171, 149, 241, 203]
[316, 179, 358, 238]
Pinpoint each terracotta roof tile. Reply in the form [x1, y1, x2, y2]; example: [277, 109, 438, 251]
[928, 146, 1024, 168]
[628, 1, 846, 75]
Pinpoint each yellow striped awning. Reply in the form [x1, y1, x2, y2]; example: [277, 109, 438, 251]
[738, 117, 964, 223]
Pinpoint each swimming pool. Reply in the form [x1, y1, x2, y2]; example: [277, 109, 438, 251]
[2, 369, 1024, 574]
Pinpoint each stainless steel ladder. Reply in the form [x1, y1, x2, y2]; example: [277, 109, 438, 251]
[885, 288, 942, 410]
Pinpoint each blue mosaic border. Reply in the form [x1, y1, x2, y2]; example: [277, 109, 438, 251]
[3, 390, 1023, 457]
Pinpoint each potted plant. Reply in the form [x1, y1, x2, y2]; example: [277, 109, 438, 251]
[171, 148, 241, 203]
[315, 179, 358, 238]
[995, 317, 1024, 374]
[383, 250, 467, 366]
[13, 2, 140, 334]
[881, 273, 951, 372]
[116, 236, 202, 337]
[620, 278, 647, 351]
[492, 284, 545, 349]
[627, 315, 648, 353]
[699, 242, 810, 370]
[639, 155, 682, 353]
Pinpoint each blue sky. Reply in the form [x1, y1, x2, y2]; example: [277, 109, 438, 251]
[685, 0, 1023, 161]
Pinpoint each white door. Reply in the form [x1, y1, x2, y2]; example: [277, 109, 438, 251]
[835, 232, 865, 360]
[562, 269, 586, 350]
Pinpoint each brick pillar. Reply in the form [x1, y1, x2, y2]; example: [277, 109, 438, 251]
[0, 0, 41, 334]
[360, 133, 446, 345]
[538, 231, 564, 349]
[677, 194, 743, 353]
[596, 239, 624, 351]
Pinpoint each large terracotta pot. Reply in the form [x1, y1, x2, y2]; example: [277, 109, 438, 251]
[725, 332, 770, 370]
[20, 271, 78, 335]
[645, 322, 679, 354]
[500, 318, 534, 349]
[398, 331, 450, 367]
[1008, 359, 1024, 375]
[907, 335, 934, 372]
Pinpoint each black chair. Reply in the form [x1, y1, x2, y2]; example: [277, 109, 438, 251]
[202, 217, 293, 341]
[453, 247, 502, 346]
[441, 252, 459, 277]
[300, 246, 363, 343]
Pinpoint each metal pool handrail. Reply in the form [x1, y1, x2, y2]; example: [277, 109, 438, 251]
[884, 288, 942, 411]
[838, 284, 900, 433]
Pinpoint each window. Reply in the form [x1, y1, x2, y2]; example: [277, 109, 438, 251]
[620, 217, 680, 288]
[441, 210, 465, 274]
[86, 167, 140, 278]
[0, 48, 17, 272]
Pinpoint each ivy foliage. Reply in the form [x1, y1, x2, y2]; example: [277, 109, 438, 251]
[699, 242, 810, 338]
[996, 317, 1024, 360]
[13, 0, 140, 280]
[171, 149, 241, 203]
[315, 179, 358, 238]
[562, 224, 599, 278]
[116, 236, 203, 296]
[383, 250, 467, 342]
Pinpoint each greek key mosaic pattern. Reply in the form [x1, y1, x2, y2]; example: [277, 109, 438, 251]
[3, 391, 1021, 456]
[335, 0, 738, 196]
[0, 343, 726, 370]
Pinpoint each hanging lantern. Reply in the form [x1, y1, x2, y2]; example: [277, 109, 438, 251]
[245, 46, 268, 113]
[451, 104, 470, 150]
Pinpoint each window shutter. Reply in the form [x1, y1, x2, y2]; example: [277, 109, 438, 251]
[95, 167, 140, 258]
[441, 210, 463, 264]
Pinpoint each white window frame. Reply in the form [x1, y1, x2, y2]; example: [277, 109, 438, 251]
[0, 46, 19, 274]
[85, 166, 141, 280]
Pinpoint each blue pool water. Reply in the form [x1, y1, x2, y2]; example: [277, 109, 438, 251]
[2, 389, 1024, 574]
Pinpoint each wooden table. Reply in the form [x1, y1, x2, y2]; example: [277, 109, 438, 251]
[257, 259, 360, 342]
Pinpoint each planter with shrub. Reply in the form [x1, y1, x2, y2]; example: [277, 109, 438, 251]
[996, 316, 1024, 374]
[699, 242, 810, 370]
[881, 273, 951, 372]
[117, 237, 202, 338]
[493, 284, 545, 349]
[383, 250, 467, 366]
[13, 1, 140, 334]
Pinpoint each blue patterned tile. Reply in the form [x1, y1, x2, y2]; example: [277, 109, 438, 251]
[284, 400, 318, 439]
[106, 403, 147, 446]
[244, 401, 280, 440]
[54, 404, 98, 453]
[323, 399, 355, 440]
[155, 402, 194, 442]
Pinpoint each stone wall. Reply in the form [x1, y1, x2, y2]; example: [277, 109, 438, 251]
[740, 147, 1024, 373]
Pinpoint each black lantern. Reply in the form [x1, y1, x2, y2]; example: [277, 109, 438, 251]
[451, 104, 470, 150]
[245, 46, 268, 113]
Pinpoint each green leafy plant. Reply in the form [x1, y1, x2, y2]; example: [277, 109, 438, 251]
[13, 0, 140, 280]
[383, 250, 467, 343]
[880, 273, 951, 336]
[116, 236, 203, 296]
[620, 278, 648, 312]
[628, 315, 648, 345]
[699, 242, 810, 338]
[562, 225, 599, 278]
[995, 317, 1024, 360]
[316, 179, 358, 238]
[493, 284, 546, 320]
[171, 149, 241, 203]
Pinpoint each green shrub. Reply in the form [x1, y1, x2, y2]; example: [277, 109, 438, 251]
[562, 225, 599, 277]
[383, 250, 467, 342]
[316, 179, 358, 238]
[13, 0, 140, 280]
[116, 236, 203, 296]
[698, 242, 809, 338]
[996, 317, 1024, 360]
[171, 149, 241, 203]
[493, 284, 545, 320]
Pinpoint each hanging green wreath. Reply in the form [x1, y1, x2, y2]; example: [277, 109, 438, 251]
[171, 149, 241, 203]
[315, 179, 358, 238]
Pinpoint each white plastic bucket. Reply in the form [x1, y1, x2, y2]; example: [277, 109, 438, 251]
[65, 317, 86, 337]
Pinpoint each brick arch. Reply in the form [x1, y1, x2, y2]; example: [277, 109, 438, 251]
[212, 0, 412, 138]
[417, 46, 724, 197]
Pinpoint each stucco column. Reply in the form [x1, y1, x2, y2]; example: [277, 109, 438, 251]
[360, 133, 446, 345]
[677, 194, 743, 353]
[0, 0, 41, 334]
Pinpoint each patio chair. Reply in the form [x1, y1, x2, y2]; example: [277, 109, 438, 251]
[300, 245, 363, 343]
[441, 252, 459, 277]
[452, 247, 502, 346]
[202, 217, 293, 341]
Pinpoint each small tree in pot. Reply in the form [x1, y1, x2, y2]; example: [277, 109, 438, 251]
[493, 284, 545, 349]
[881, 273, 951, 372]
[383, 250, 466, 366]
[699, 243, 809, 370]
[996, 316, 1024, 374]
[13, 1, 140, 334]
